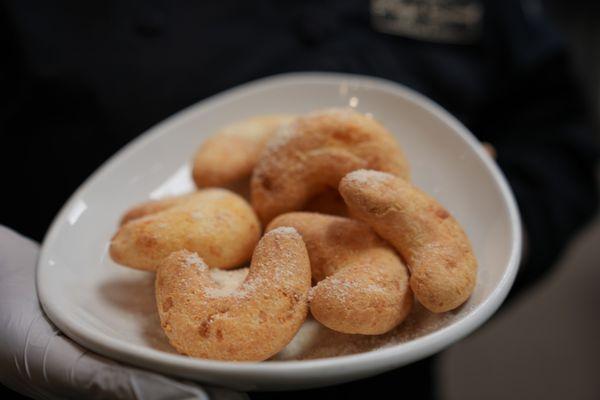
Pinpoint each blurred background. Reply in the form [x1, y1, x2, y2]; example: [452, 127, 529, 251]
[440, 189, 600, 399]
[441, 5, 600, 399]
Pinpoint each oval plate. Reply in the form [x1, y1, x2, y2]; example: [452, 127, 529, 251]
[37, 73, 521, 391]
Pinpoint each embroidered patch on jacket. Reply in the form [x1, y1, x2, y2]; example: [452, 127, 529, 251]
[371, 0, 483, 44]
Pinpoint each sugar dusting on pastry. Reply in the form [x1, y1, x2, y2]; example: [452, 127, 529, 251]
[272, 303, 456, 361]
[344, 169, 394, 186]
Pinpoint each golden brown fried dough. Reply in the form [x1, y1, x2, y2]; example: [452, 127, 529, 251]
[267, 212, 412, 335]
[110, 189, 261, 271]
[155, 227, 311, 361]
[119, 192, 199, 225]
[192, 115, 295, 190]
[251, 108, 410, 224]
[339, 170, 477, 313]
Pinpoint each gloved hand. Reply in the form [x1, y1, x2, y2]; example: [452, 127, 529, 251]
[0, 226, 248, 400]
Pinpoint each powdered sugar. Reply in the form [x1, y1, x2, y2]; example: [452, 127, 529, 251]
[182, 252, 207, 270]
[268, 226, 298, 236]
[345, 169, 394, 185]
[190, 209, 207, 220]
[264, 122, 297, 154]
[315, 277, 387, 302]
[204, 268, 249, 298]
[271, 303, 456, 360]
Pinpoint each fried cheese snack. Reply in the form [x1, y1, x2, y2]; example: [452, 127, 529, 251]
[251, 108, 410, 224]
[192, 115, 295, 190]
[267, 212, 413, 335]
[339, 170, 477, 313]
[110, 189, 261, 271]
[155, 227, 311, 361]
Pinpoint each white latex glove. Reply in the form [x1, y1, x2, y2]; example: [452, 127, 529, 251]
[0, 226, 248, 400]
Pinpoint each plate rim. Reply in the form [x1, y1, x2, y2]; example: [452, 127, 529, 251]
[37, 72, 522, 379]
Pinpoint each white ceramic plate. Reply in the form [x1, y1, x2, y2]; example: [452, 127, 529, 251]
[37, 73, 521, 391]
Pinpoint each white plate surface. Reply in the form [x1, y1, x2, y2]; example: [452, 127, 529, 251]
[37, 73, 521, 391]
